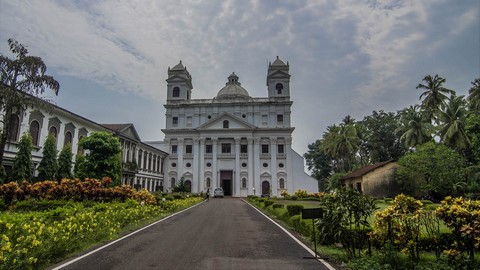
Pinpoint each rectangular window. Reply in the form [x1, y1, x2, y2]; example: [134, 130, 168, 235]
[221, 143, 231, 153]
[171, 145, 177, 154]
[262, 144, 269, 154]
[185, 145, 192, 153]
[277, 144, 284, 153]
[205, 144, 212, 153]
[172, 117, 178, 126]
[277, 114, 283, 123]
[240, 144, 248, 153]
[186, 116, 192, 127]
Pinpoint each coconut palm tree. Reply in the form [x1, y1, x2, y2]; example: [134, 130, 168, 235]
[321, 123, 359, 172]
[467, 78, 480, 112]
[396, 105, 432, 148]
[438, 95, 471, 150]
[416, 74, 455, 123]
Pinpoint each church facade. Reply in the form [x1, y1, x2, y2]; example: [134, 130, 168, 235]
[147, 57, 318, 197]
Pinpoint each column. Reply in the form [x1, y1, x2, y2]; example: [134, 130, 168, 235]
[286, 137, 294, 192]
[234, 138, 241, 197]
[177, 138, 184, 181]
[193, 138, 200, 193]
[247, 138, 254, 196]
[199, 138, 205, 192]
[212, 138, 218, 187]
[270, 138, 277, 196]
[253, 138, 261, 196]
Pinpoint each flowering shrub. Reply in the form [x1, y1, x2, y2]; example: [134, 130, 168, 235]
[0, 179, 156, 205]
[435, 196, 480, 264]
[0, 197, 202, 270]
[370, 194, 424, 263]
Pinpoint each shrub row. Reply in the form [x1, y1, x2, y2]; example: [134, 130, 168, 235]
[0, 178, 157, 205]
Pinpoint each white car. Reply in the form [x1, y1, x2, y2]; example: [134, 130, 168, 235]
[213, 187, 224, 198]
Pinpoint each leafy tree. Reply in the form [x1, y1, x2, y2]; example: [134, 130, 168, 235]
[467, 78, 480, 112]
[326, 172, 347, 191]
[396, 105, 432, 148]
[172, 177, 190, 193]
[0, 39, 59, 167]
[396, 142, 465, 200]
[358, 110, 405, 163]
[57, 143, 73, 180]
[416, 74, 455, 123]
[37, 134, 58, 181]
[321, 122, 359, 172]
[437, 95, 471, 150]
[10, 133, 33, 182]
[78, 132, 122, 185]
[74, 152, 88, 179]
[304, 139, 332, 191]
[465, 113, 480, 164]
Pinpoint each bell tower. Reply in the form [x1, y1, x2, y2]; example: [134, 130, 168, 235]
[266, 56, 290, 99]
[166, 61, 193, 101]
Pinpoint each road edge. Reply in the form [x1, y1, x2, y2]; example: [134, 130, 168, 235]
[243, 199, 336, 270]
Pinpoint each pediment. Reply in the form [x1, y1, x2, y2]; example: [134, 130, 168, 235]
[197, 113, 256, 130]
[268, 70, 290, 78]
[121, 125, 141, 141]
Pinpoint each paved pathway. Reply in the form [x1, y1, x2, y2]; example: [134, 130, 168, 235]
[52, 198, 333, 270]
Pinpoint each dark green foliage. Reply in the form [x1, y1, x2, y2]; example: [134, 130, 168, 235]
[263, 200, 274, 207]
[315, 188, 377, 259]
[304, 139, 331, 190]
[11, 133, 33, 182]
[358, 110, 406, 163]
[77, 132, 122, 185]
[288, 215, 311, 236]
[73, 152, 87, 179]
[172, 178, 190, 193]
[286, 204, 304, 216]
[37, 134, 58, 181]
[57, 143, 73, 180]
[272, 203, 284, 209]
[326, 172, 347, 191]
[396, 142, 465, 200]
[172, 193, 184, 200]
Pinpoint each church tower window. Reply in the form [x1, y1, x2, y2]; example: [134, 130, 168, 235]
[276, 83, 283, 94]
[173, 87, 180, 97]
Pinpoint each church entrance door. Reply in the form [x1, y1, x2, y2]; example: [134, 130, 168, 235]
[262, 181, 270, 196]
[220, 170, 233, 196]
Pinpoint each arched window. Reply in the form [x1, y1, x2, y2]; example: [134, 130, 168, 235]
[77, 135, 85, 154]
[49, 126, 58, 139]
[8, 114, 20, 142]
[29, 120, 40, 146]
[64, 131, 73, 146]
[171, 177, 176, 188]
[276, 83, 283, 94]
[279, 178, 285, 189]
[206, 177, 211, 188]
[241, 178, 247, 189]
[223, 120, 229, 128]
[137, 150, 143, 169]
[173, 87, 180, 97]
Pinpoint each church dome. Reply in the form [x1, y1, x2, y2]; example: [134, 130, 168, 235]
[216, 72, 251, 99]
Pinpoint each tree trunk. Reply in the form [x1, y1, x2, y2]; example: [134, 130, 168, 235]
[0, 105, 13, 166]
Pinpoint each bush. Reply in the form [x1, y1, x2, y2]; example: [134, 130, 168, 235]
[247, 195, 258, 200]
[290, 195, 298, 200]
[289, 215, 311, 236]
[172, 193, 184, 200]
[163, 195, 174, 201]
[264, 200, 274, 207]
[421, 199, 433, 205]
[286, 204, 304, 216]
[272, 203, 284, 209]
[12, 200, 73, 212]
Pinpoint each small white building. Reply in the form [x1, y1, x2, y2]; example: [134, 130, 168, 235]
[147, 57, 318, 196]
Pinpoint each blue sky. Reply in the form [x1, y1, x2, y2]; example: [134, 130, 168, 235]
[1, 0, 479, 157]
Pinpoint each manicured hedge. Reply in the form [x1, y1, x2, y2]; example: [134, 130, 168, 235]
[286, 204, 304, 216]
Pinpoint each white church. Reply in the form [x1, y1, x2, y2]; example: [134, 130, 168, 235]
[147, 57, 318, 197]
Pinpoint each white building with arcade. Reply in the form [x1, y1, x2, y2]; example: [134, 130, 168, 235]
[148, 57, 318, 197]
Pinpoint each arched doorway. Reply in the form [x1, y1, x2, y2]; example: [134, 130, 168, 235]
[185, 180, 192, 192]
[262, 181, 270, 196]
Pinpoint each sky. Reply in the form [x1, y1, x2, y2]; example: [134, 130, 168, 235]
[0, 0, 479, 158]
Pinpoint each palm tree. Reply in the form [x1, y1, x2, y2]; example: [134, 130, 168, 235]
[416, 74, 455, 123]
[438, 95, 471, 150]
[467, 78, 480, 112]
[396, 105, 432, 148]
[321, 123, 359, 172]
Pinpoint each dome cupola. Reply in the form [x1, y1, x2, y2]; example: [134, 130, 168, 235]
[216, 72, 251, 100]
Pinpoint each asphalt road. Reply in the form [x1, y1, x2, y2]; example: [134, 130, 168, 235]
[53, 198, 333, 270]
